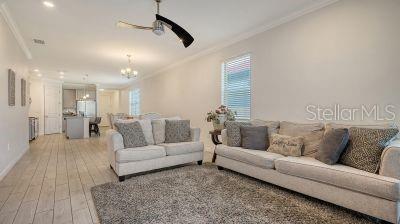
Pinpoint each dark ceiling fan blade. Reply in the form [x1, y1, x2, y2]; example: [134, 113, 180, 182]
[155, 14, 194, 48]
[117, 21, 153, 30]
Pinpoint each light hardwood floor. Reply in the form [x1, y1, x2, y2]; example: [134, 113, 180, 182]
[0, 131, 116, 224]
[0, 129, 213, 224]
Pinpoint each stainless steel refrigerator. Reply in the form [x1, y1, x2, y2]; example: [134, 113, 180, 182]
[77, 100, 96, 117]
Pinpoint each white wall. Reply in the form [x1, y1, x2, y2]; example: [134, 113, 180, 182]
[0, 12, 29, 179]
[121, 0, 400, 152]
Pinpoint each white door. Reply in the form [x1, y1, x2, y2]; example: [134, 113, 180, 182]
[45, 84, 61, 134]
[98, 94, 113, 126]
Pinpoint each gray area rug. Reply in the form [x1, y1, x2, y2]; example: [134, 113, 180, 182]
[91, 165, 376, 224]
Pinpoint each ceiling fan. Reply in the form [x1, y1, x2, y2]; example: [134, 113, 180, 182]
[117, 0, 194, 48]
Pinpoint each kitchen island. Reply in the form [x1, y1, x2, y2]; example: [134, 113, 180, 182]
[65, 116, 90, 139]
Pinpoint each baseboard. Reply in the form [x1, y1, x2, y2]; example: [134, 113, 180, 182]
[0, 145, 29, 182]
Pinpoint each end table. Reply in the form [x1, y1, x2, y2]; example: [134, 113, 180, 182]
[209, 130, 222, 162]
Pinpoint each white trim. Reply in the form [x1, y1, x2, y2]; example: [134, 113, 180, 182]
[0, 145, 29, 182]
[122, 0, 339, 88]
[0, 2, 32, 60]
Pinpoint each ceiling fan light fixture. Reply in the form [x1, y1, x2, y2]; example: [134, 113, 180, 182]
[117, 0, 194, 48]
[152, 20, 165, 36]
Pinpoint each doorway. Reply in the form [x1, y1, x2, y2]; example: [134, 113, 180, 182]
[44, 83, 61, 134]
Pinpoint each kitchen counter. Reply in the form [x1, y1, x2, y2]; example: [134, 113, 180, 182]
[65, 116, 90, 139]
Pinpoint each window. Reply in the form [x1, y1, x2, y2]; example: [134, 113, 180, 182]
[129, 89, 140, 116]
[222, 54, 251, 120]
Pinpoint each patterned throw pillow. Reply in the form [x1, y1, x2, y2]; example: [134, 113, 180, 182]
[225, 121, 251, 147]
[339, 127, 398, 173]
[151, 117, 181, 144]
[267, 134, 303, 157]
[114, 121, 148, 148]
[165, 120, 191, 143]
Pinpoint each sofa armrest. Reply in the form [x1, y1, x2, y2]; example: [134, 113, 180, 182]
[106, 129, 124, 152]
[191, 128, 201, 142]
[379, 139, 400, 179]
[221, 129, 228, 145]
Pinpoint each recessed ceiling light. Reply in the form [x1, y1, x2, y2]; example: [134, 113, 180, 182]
[59, 71, 64, 75]
[99, 89, 105, 91]
[33, 69, 39, 72]
[59, 75, 64, 79]
[43, 1, 55, 8]
[37, 74, 42, 77]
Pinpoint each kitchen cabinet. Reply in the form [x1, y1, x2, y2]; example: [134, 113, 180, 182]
[63, 89, 76, 108]
[65, 116, 90, 139]
[76, 89, 96, 100]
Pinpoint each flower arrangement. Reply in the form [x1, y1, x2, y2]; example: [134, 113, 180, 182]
[206, 105, 236, 130]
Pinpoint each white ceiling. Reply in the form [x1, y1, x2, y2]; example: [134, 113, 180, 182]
[5, 0, 333, 88]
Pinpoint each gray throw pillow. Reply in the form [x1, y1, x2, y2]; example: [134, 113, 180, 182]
[226, 121, 251, 147]
[151, 117, 181, 144]
[339, 127, 399, 173]
[165, 120, 191, 143]
[114, 122, 148, 148]
[315, 128, 349, 165]
[241, 126, 269, 150]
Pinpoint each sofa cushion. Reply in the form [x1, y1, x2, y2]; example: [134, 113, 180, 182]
[250, 119, 280, 139]
[160, 142, 204, 156]
[325, 122, 397, 132]
[138, 119, 155, 145]
[215, 144, 284, 169]
[116, 145, 166, 163]
[279, 121, 324, 157]
[275, 156, 400, 201]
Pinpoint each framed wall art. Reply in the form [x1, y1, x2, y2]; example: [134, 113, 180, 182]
[8, 69, 15, 106]
[21, 78, 26, 106]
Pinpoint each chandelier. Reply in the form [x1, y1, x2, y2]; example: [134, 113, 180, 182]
[121, 55, 138, 79]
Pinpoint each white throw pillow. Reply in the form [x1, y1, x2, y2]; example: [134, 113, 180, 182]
[138, 119, 155, 145]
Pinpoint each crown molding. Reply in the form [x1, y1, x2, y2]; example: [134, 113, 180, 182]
[121, 0, 339, 89]
[0, 2, 32, 59]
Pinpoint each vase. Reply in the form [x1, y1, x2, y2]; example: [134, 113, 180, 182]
[213, 114, 227, 131]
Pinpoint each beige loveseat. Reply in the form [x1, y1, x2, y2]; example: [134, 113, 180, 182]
[215, 121, 400, 223]
[107, 118, 204, 181]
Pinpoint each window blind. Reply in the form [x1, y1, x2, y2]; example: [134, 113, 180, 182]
[222, 54, 251, 120]
[129, 89, 140, 116]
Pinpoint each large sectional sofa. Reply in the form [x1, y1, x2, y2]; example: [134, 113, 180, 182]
[215, 121, 400, 223]
[107, 120, 204, 181]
